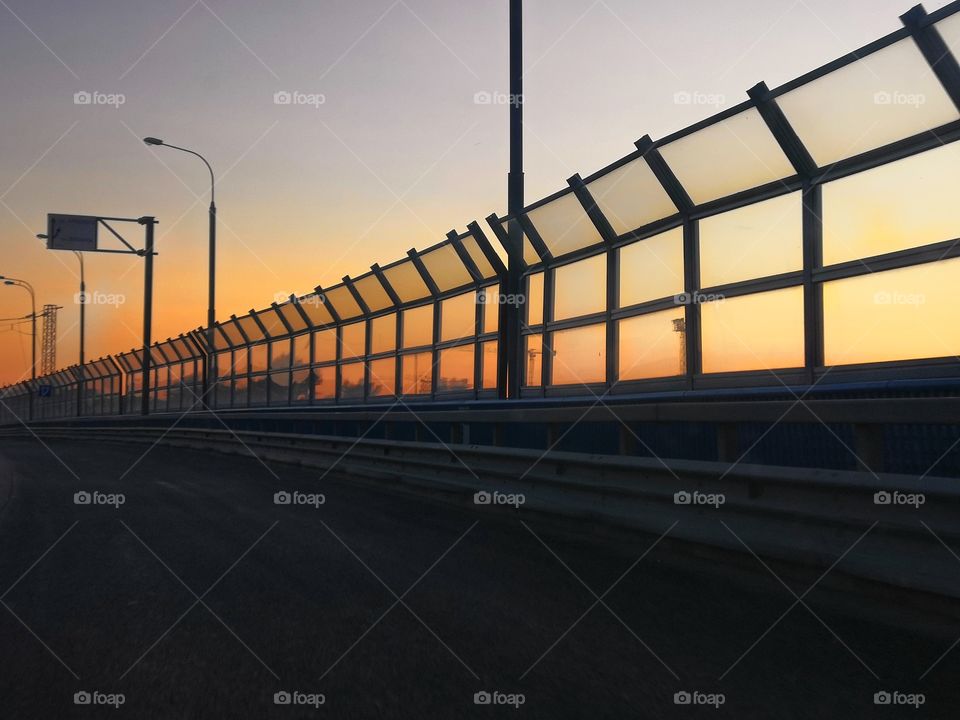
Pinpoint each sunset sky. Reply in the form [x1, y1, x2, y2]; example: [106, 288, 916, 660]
[0, 0, 952, 385]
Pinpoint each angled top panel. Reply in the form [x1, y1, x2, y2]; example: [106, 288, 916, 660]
[236, 314, 265, 344]
[525, 191, 604, 258]
[255, 307, 288, 338]
[352, 273, 393, 312]
[297, 294, 335, 326]
[381, 259, 431, 303]
[219, 319, 246, 348]
[460, 233, 496, 279]
[419, 243, 473, 291]
[584, 156, 679, 235]
[276, 300, 308, 333]
[498, 220, 543, 265]
[324, 284, 363, 320]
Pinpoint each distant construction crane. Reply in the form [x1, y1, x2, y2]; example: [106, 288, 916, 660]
[672, 317, 686, 375]
[40, 304, 60, 376]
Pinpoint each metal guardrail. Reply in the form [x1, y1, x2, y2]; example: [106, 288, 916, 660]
[4, 424, 959, 604]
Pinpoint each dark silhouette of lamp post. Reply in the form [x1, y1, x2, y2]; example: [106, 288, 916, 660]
[0, 275, 37, 380]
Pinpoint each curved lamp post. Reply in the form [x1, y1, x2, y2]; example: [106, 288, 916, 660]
[0, 276, 37, 380]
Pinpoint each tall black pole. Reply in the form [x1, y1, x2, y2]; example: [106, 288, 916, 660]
[506, 0, 524, 399]
[206, 194, 216, 407]
[76, 252, 85, 417]
[140, 217, 156, 416]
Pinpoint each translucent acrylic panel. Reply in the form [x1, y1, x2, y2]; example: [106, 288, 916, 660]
[313, 329, 337, 363]
[291, 369, 310, 403]
[585, 157, 678, 236]
[658, 109, 795, 205]
[554, 253, 607, 321]
[500, 221, 542, 265]
[215, 378, 232, 408]
[776, 38, 959, 167]
[168, 363, 181, 384]
[524, 335, 543, 386]
[353, 274, 393, 312]
[250, 344, 268, 373]
[937, 13, 960, 60]
[313, 366, 336, 400]
[526, 272, 544, 326]
[370, 313, 396, 355]
[481, 340, 498, 389]
[292, 334, 310, 367]
[441, 291, 476, 341]
[420, 245, 473, 291]
[249, 376, 268, 405]
[461, 234, 495, 278]
[340, 362, 365, 400]
[618, 308, 687, 380]
[383, 260, 431, 303]
[368, 357, 396, 396]
[216, 351, 233, 380]
[551, 324, 606, 385]
[237, 315, 265, 343]
[822, 258, 960, 365]
[402, 304, 434, 348]
[438, 345, 474, 392]
[618, 227, 684, 307]
[822, 143, 960, 265]
[526, 192, 604, 257]
[402, 352, 433, 395]
[699, 192, 802, 287]
[233, 348, 249, 375]
[233, 377, 248, 406]
[481, 284, 499, 334]
[324, 285, 363, 320]
[268, 371, 290, 405]
[154, 366, 168, 388]
[298, 294, 335, 327]
[219, 320, 245, 347]
[278, 302, 308, 333]
[257, 308, 288, 338]
[270, 339, 291, 370]
[701, 286, 805, 373]
[182, 359, 195, 382]
[341, 321, 366, 360]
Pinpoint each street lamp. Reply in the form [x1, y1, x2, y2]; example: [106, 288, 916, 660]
[0, 275, 37, 380]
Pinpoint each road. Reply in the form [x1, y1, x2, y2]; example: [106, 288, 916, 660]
[0, 437, 956, 719]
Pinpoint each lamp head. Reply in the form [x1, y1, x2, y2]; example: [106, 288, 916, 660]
[143, 137, 164, 146]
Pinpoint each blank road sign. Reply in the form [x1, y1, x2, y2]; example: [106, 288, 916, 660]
[47, 214, 98, 251]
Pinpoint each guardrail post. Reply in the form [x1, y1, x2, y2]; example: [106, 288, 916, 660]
[717, 423, 738, 463]
[854, 423, 885, 473]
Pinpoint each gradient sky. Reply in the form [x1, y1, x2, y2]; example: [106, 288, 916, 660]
[0, 0, 950, 385]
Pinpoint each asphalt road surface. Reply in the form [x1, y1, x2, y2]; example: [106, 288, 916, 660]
[0, 437, 957, 719]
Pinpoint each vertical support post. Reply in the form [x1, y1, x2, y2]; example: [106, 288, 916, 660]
[682, 217, 701, 381]
[506, 0, 524, 399]
[77, 253, 85, 417]
[140, 217, 156, 416]
[802, 183, 823, 380]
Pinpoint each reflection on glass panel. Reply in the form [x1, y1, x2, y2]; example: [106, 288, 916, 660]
[699, 193, 802, 287]
[182, 360, 195, 382]
[554, 253, 607, 321]
[822, 143, 960, 265]
[461, 234, 495, 278]
[701, 287, 804, 373]
[585, 157, 678, 236]
[313, 329, 336, 363]
[481, 340, 498, 389]
[383, 260, 431, 303]
[292, 334, 310, 367]
[291, 370, 310, 404]
[313, 366, 336, 400]
[234, 377, 248, 407]
[526, 273, 544, 325]
[524, 335, 543, 386]
[234, 348, 249, 375]
[299, 294, 334, 326]
[270, 339, 291, 370]
[420, 245, 473, 291]
[325, 285, 363, 320]
[439, 345, 474, 392]
[402, 352, 433, 395]
[776, 38, 959, 167]
[257, 308, 287, 338]
[168, 363, 181, 384]
[618, 227, 684, 307]
[268, 371, 290, 406]
[441, 291, 476, 341]
[823, 258, 960, 365]
[215, 378, 232, 408]
[370, 314, 396, 355]
[251, 344, 268, 373]
[482, 284, 499, 334]
[216, 351, 232, 380]
[278, 302, 307, 333]
[249, 376, 268, 405]
[340, 362, 365, 399]
[341, 321, 366, 360]
[403, 304, 434, 348]
[659, 109, 795, 205]
[551, 324, 606, 385]
[500, 221, 542, 265]
[369, 357, 396, 396]
[353, 274, 393, 312]
[618, 308, 686, 380]
[154, 366, 168, 388]
[526, 192, 604, 257]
